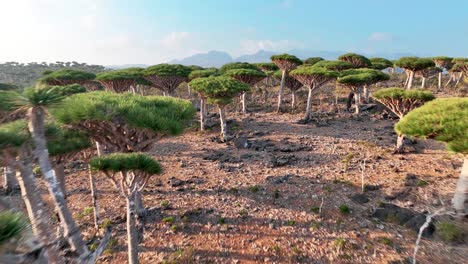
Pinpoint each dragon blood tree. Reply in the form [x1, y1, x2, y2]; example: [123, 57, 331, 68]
[415, 67, 442, 89]
[189, 69, 220, 131]
[450, 58, 468, 86]
[0, 121, 63, 263]
[395, 98, 468, 214]
[432, 56, 454, 90]
[90, 153, 162, 264]
[95, 69, 141, 93]
[271, 54, 303, 112]
[290, 61, 350, 121]
[337, 68, 390, 114]
[142, 64, 191, 96]
[39, 69, 96, 89]
[273, 70, 303, 110]
[338, 53, 372, 105]
[303, 57, 324, 66]
[0, 85, 93, 258]
[369, 57, 393, 71]
[254, 62, 279, 88]
[395, 57, 435, 89]
[372, 88, 435, 153]
[224, 69, 266, 114]
[190, 76, 250, 141]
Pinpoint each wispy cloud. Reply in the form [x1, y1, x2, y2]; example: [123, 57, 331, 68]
[368, 32, 394, 41]
[239, 39, 305, 54]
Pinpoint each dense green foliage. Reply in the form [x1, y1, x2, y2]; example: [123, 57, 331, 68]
[219, 62, 259, 73]
[395, 57, 435, 71]
[337, 68, 390, 86]
[432, 56, 453, 68]
[370, 58, 394, 70]
[253, 63, 279, 71]
[22, 85, 86, 107]
[290, 65, 340, 78]
[303, 57, 324, 65]
[51, 92, 195, 135]
[338, 53, 371, 68]
[395, 98, 468, 153]
[0, 211, 27, 245]
[0, 91, 22, 112]
[90, 152, 162, 174]
[188, 65, 204, 71]
[0, 120, 29, 149]
[143, 64, 192, 77]
[40, 69, 96, 83]
[96, 69, 141, 81]
[373, 88, 435, 101]
[46, 123, 92, 156]
[189, 69, 220, 79]
[0, 83, 20, 91]
[270, 54, 303, 65]
[190, 76, 250, 105]
[0, 120, 91, 155]
[224, 69, 267, 77]
[312, 60, 353, 71]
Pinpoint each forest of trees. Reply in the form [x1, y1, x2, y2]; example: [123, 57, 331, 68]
[0, 54, 467, 264]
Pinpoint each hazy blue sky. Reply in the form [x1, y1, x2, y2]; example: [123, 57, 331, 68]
[1, 0, 467, 64]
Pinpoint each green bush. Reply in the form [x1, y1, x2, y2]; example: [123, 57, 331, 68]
[0, 211, 27, 245]
[436, 222, 463, 242]
[90, 153, 162, 174]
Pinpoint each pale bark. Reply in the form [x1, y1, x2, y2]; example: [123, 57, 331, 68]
[304, 87, 313, 120]
[291, 91, 297, 110]
[200, 98, 205, 131]
[27, 107, 89, 258]
[134, 191, 146, 218]
[126, 193, 139, 264]
[276, 70, 286, 112]
[363, 85, 369, 104]
[55, 163, 66, 198]
[355, 101, 360, 114]
[452, 158, 467, 214]
[407, 71, 414, 89]
[395, 134, 404, 153]
[241, 92, 247, 114]
[16, 151, 62, 263]
[88, 165, 99, 229]
[218, 106, 227, 142]
[437, 72, 442, 91]
[3, 164, 18, 194]
[187, 84, 191, 97]
[421, 77, 426, 89]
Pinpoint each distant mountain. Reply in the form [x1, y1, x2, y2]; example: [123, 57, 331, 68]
[106, 64, 149, 69]
[234, 50, 277, 63]
[169, 51, 233, 68]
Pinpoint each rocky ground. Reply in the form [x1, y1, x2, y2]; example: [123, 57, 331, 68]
[2, 93, 467, 264]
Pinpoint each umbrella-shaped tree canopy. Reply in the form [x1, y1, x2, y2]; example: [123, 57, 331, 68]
[190, 76, 250, 106]
[39, 69, 96, 86]
[224, 69, 267, 86]
[142, 64, 192, 95]
[303, 57, 324, 66]
[338, 53, 371, 68]
[369, 58, 393, 70]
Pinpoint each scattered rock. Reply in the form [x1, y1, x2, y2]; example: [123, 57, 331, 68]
[350, 194, 369, 204]
[168, 177, 184, 187]
[371, 203, 435, 237]
[266, 174, 293, 184]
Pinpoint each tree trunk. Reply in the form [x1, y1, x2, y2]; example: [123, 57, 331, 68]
[277, 70, 286, 112]
[88, 165, 99, 229]
[218, 106, 227, 142]
[291, 91, 297, 110]
[3, 164, 18, 194]
[437, 72, 442, 91]
[55, 163, 66, 198]
[363, 85, 370, 104]
[395, 134, 404, 153]
[346, 93, 354, 110]
[421, 77, 426, 89]
[95, 141, 103, 156]
[407, 71, 414, 89]
[241, 92, 247, 114]
[126, 193, 139, 264]
[134, 191, 146, 218]
[304, 87, 313, 120]
[355, 100, 360, 114]
[27, 107, 89, 258]
[187, 84, 191, 97]
[453, 158, 467, 215]
[16, 152, 63, 263]
[455, 72, 462, 86]
[200, 98, 205, 131]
